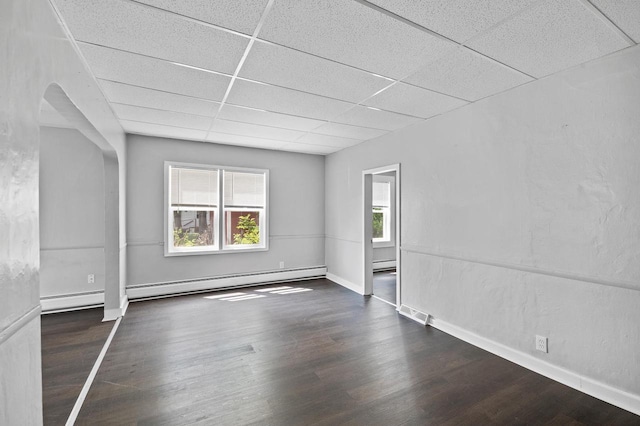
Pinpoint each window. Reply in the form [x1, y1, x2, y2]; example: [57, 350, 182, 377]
[166, 162, 268, 255]
[372, 175, 395, 247]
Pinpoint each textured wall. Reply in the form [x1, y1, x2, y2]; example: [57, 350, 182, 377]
[325, 45, 640, 397]
[126, 134, 325, 286]
[0, 0, 125, 422]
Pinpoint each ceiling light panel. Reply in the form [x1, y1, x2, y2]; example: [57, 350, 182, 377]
[333, 105, 422, 131]
[99, 80, 220, 117]
[363, 83, 467, 119]
[258, 0, 452, 80]
[205, 132, 287, 150]
[133, 0, 269, 35]
[311, 122, 388, 140]
[366, 0, 538, 43]
[466, 0, 629, 78]
[218, 105, 325, 132]
[239, 41, 391, 103]
[113, 104, 213, 130]
[404, 45, 533, 101]
[80, 44, 230, 101]
[210, 119, 305, 142]
[122, 120, 208, 141]
[295, 133, 362, 148]
[226, 79, 354, 121]
[55, 0, 248, 75]
[590, 0, 640, 43]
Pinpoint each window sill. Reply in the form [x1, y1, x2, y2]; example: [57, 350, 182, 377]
[164, 246, 269, 257]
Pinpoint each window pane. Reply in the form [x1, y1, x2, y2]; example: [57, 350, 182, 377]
[373, 181, 390, 207]
[171, 167, 218, 207]
[224, 171, 265, 207]
[173, 210, 215, 247]
[225, 210, 261, 245]
[373, 209, 384, 239]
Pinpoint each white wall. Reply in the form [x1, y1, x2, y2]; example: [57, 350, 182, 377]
[39, 126, 105, 299]
[325, 45, 640, 402]
[0, 0, 126, 422]
[127, 134, 325, 288]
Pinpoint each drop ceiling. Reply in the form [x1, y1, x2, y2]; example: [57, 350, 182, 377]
[52, 0, 639, 155]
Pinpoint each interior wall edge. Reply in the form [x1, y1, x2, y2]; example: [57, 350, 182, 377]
[0, 306, 41, 347]
[326, 272, 364, 295]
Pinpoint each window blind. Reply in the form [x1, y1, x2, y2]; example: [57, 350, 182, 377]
[373, 181, 390, 207]
[170, 167, 218, 207]
[224, 171, 265, 207]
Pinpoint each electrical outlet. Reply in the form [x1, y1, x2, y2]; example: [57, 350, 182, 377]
[279, 261, 285, 269]
[535, 335, 548, 353]
[88, 274, 95, 284]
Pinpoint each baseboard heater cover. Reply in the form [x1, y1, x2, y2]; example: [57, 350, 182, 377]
[127, 266, 327, 300]
[41, 291, 104, 314]
[398, 304, 430, 325]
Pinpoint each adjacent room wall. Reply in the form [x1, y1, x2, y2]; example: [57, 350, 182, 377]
[325, 45, 640, 403]
[39, 126, 105, 299]
[126, 134, 325, 289]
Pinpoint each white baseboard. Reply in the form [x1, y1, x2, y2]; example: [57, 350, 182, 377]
[103, 295, 129, 322]
[126, 267, 327, 300]
[428, 316, 640, 416]
[373, 260, 396, 271]
[326, 273, 364, 295]
[40, 292, 104, 313]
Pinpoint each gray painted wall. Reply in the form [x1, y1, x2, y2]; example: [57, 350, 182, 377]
[325, 46, 640, 397]
[40, 126, 105, 298]
[127, 134, 325, 287]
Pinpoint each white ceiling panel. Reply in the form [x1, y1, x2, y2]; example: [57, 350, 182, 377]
[367, 0, 538, 43]
[466, 0, 629, 78]
[278, 143, 338, 155]
[404, 45, 533, 101]
[333, 106, 422, 131]
[363, 83, 467, 119]
[210, 119, 305, 142]
[590, 0, 640, 43]
[80, 43, 230, 101]
[112, 104, 212, 130]
[226, 79, 354, 121]
[218, 104, 325, 132]
[295, 133, 361, 148]
[311, 122, 388, 140]
[205, 132, 287, 150]
[134, 0, 269, 35]
[56, 0, 247, 75]
[258, 0, 452, 80]
[99, 80, 220, 117]
[240, 41, 391, 103]
[121, 120, 207, 141]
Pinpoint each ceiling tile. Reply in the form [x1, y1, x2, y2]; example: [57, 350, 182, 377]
[112, 104, 212, 130]
[99, 80, 220, 117]
[239, 41, 391, 103]
[311, 122, 388, 140]
[79, 43, 230, 101]
[258, 0, 452, 79]
[367, 0, 538, 43]
[226, 79, 354, 121]
[404, 45, 533, 101]
[205, 132, 287, 150]
[279, 143, 338, 155]
[296, 133, 361, 148]
[134, 0, 269, 35]
[466, 0, 629, 78]
[363, 83, 467, 119]
[121, 120, 207, 141]
[218, 104, 325, 132]
[210, 119, 305, 142]
[590, 0, 640, 43]
[56, 0, 248, 74]
[332, 106, 422, 131]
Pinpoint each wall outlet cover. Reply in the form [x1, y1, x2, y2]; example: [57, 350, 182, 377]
[536, 335, 548, 353]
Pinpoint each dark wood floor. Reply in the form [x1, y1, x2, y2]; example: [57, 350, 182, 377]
[373, 270, 396, 305]
[41, 279, 637, 425]
[41, 308, 114, 425]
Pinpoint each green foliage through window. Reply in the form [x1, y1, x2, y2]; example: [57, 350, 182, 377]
[373, 209, 384, 239]
[233, 214, 260, 245]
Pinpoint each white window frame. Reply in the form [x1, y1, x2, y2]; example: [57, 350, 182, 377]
[372, 175, 395, 248]
[165, 161, 269, 256]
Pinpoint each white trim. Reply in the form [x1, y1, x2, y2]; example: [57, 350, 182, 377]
[428, 316, 640, 416]
[66, 316, 122, 426]
[373, 260, 396, 271]
[326, 273, 364, 295]
[127, 267, 326, 300]
[40, 292, 104, 313]
[0, 306, 41, 346]
[103, 295, 129, 322]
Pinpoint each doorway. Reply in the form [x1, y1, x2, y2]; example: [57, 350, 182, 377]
[362, 164, 400, 307]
